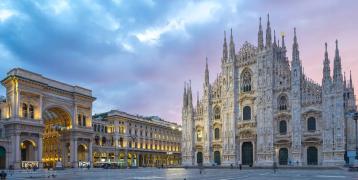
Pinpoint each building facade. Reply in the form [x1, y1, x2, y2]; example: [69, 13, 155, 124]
[0, 68, 181, 169]
[182, 15, 357, 167]
[92, 110, 181, 167]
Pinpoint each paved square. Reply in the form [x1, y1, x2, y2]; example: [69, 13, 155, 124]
[7, 168, 358, 180]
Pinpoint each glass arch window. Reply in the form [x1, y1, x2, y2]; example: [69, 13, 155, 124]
[214, 128, 220, 140]
[279, 120, 287, 135]
[214, 106, 221, 120]
[243, 106, 251, 120]
[278, 95, 288, 111]
[22, 103, 28, 118]
[241, 70, 252, 92]
[29, 105, 34, 119]
[307, 117, 316, 131]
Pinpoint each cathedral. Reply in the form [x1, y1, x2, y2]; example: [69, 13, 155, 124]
[181, 15, 357, 167]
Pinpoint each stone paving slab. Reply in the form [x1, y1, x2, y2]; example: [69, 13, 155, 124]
[5, 168, 358, 180]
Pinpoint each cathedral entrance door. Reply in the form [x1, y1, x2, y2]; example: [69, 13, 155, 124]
[307, 147, 318, 165]
[197, 152, 203, 165]
[279, 148, 288, 165]
[242, 142, 253, 165]
[214, 151, 221, 165]
[0, 147, 5, 169]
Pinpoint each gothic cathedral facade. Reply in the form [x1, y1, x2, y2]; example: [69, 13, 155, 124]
[181, 15, 357, 167]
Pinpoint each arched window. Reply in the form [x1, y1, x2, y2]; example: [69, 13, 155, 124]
[102, 137, 107, 146]
[278, 95, 288, 111]
[196, 129, 202, 141]
[214, 128, 220, 140]
[243, 106, 251, 120]
[307, 117, 316, 131]
[241, 70, 252, 92]
[77, 114, 82, 126]
[95, 136, 100, 145]
[22, 103, 28, 118]
[279, 120, 287, 135]
[214, 106, 221, 120]
[82, 115, 86, 127]
[29, 105, 34, 119]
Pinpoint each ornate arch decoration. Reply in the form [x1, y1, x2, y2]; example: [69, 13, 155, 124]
[278, 93, 289, 111]
[240, 68, 253, 92]
[213, 106, 221, 120]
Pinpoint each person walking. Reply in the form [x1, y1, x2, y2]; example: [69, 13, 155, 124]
[273, 161, 278, 173]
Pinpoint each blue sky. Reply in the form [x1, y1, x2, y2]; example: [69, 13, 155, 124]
[0, 0, 357, 124]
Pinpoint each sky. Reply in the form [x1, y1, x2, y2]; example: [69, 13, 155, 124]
[0, 0, 357, 124]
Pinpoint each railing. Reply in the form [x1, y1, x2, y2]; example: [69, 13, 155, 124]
[21, 161, 39, 169]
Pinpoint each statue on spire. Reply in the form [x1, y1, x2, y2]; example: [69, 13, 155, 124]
[222, 31, 228, 63]
[258, 17, 264, 50]
[265, 14, 272, 48]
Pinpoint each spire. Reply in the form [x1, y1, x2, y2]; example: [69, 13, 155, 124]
[258, 17, 264, 50]
[281, 32, 285, 48]
[344, 72, 347, 88]
[222, 31, 228, 62]
[273, 30, 277, 47]
[229, 28, 236, 62]
[188, 80, 193, 108]
[292, 28, 300, 63]
[205, 57, 209, 85]
[196, 91, 199, 107]
[323, 42, 331, 85]
[350, 70, 353, 88]
[333, 39, 343, 84]
[265, 13, 272, 48]
[183, 82, 187, 108]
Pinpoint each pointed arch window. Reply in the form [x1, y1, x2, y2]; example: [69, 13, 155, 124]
[243, 106, 251, 120]
[278, 95, 288, 111]
[307, 117, 316, 131]
[241, 70, 252, 92]
[214, 128, 220, 140]
[214, 106, 221, 120]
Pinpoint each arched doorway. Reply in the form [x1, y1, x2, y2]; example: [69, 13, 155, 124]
[21, 140, 36, 161]
[78, 144, 88, 162]
[242, 142, 253, 165]
[279, 148, 288, 165]
[42, 107, 72, 168]
[307, 147, 318, 165]
[214, 151, 221, 165]
[197, 152, 203, 165]
[0, 147, 6, 169]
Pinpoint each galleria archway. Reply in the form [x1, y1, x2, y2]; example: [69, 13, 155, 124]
[42, 107, 72, 168]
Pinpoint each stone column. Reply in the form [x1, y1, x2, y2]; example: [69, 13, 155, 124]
[70, 137, 78, 168]
[88, 140, 93, 167]
[38, 95, 43, 120]
[14, 133, 20, 169]
[38, 134, 43, 168]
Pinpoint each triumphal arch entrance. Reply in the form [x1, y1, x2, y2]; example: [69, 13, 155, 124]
[0, 68, 95, 169]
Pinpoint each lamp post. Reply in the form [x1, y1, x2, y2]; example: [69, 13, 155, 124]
[353, 112, 358, 160]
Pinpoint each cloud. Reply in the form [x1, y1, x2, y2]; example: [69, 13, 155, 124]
[135, 1, 221, 45]
[0, 0, 357, 124]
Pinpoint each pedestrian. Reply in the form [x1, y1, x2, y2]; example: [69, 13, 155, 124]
[0, 171, 5, 179]
[239, 164, 242, 170]
[0, 170, 6, 180]
[230, 164, 233, 169]
[273, 162, 277, 173]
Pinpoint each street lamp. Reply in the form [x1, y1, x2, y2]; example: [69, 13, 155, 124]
[353, 112, 358, 160]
